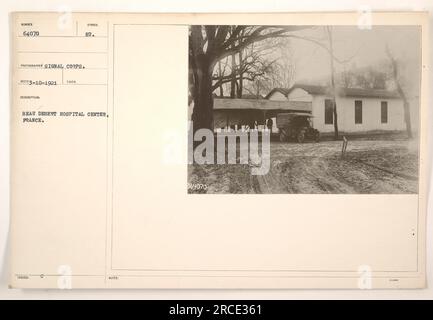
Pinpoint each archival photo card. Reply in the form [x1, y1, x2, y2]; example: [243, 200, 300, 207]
[9, 12, 428, 289]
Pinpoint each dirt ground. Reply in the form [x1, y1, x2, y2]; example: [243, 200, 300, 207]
[188, 135, 419, 194]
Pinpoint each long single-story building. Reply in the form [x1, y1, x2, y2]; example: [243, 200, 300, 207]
[266, 84, 405, 133]
[213, 97, 311, 130]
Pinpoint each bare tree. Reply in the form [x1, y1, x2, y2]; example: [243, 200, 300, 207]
[272, 40, 296, 88]
[326, 26, 339, 140]
[237, 49, 244, 97]
[230, 52, 236, 98]
[211, 39, 283, 98]
[240, 38, 296, 96]
[340, 65, 356, 88]
[385, 45, 413, 139]
[217, 60, 224, 97]
[189, 25, 354, 134]
[189, 25, 305, 132]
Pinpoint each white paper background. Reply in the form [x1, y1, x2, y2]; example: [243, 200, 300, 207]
[1, 0, 432, 299]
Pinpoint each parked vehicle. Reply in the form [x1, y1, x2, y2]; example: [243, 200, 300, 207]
[276, 113, 320, 143]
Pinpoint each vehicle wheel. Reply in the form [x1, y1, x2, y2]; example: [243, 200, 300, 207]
[297, 131, 305, 143]
[314, 131, 320, 142]
[279, 129, 288, 142]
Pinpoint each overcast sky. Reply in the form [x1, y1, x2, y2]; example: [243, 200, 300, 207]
[289, 26, 421, 84]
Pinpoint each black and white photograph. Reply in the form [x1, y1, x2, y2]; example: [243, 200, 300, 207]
[188, 25, 421, 194]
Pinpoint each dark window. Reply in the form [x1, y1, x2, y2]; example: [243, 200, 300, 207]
[324, 99, 333, 124]
[381, 101, 388, 123]
[355, 100, 362, 124]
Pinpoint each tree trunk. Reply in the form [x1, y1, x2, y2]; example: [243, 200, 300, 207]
[327, 26, 339, 140]
[230, 52, 236, 98]
[218, 61, 224, 97]
[191, 58, 214, 133]
[386, 45, 413, 139]
[398, 87, 413, 139]
[403, 101, 413, 139]
[332, 100, 339, 139]
[237, 50, 243, 98]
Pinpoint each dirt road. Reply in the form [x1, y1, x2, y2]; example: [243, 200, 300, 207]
[188, 138, 419, 194]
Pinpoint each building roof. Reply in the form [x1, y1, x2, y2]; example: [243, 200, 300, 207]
[338, 87, 401, 99]
[264, 88, 291, 99]
[266, 84, 401, 100]
[214, 94, 265, 99]
[241, 93, 264, 99]
[214, 98, 312, 112]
